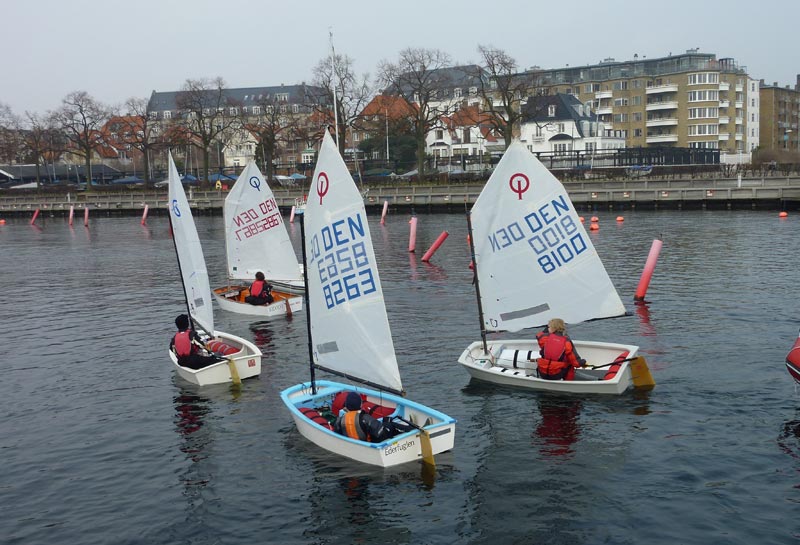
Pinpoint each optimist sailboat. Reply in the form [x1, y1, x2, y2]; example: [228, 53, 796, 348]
[457, 141, 655, 395]
[280, 131, 456, 467]
[212, 161, 305, 317]
[167, 153, 262, 386]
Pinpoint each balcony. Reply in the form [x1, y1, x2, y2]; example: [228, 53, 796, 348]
[735, 84, 744, 92]
[735, 101, 743, 109]
[646, 101, 678, 111]
[719, 82, 730, 91]
[596, 106, 613, 115]
[719, 133, 730, 141]
[646, 84, 679, 94]
[595, 90, 613, 99]
[735, 117, 743, 124]
[719, 100, 730, 108]
[646, 134, 679, 144]
[646, 118, 678, 127]
[735, 134, 743, 141]
[719, 116, 730, 124]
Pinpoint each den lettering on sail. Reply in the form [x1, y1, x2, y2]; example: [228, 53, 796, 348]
[309, 212, 377, 309]
[487, 194, 588, 274]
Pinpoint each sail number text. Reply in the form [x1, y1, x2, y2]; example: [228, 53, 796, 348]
[487, 195, 587, 274]
[309, 212, 377, 309]
[232, 198, 282, 241]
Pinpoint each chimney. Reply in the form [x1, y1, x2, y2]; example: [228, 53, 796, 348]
[796, 74, 800, 91]
[774, 81, 779, 87]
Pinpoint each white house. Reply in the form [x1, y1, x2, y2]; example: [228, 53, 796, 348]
[519, 93, 625, 155]
[425, 106, 502, 170]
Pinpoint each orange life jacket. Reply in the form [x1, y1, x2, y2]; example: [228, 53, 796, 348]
[538, 334, 572, 380]
[342, 410, 369, 441]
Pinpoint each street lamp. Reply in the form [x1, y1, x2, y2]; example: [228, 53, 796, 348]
[785, 129, 793, 150]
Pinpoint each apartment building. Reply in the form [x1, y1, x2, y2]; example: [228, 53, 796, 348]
[146, 84, 328, 171]
[759, 76, 800, 152]
[533, 50, 755, 159]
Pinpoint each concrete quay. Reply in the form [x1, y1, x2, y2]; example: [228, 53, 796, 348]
[1, 176, 799, 218]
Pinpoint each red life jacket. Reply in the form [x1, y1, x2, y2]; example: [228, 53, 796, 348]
[538, 334, 572, 380]
[173, 330, 197, 358]
[250, 279, 267, 298]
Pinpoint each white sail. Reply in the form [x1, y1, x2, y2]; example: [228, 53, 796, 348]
[168, 153, 215, 334]
[224, 161, 301, 282]
[471, 141, 626, 332]
[304, 131, 402, 393]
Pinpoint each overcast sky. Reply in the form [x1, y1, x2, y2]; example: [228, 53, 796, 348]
[4, 0, 799, 115]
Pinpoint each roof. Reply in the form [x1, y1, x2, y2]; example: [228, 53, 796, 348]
[523, 93, 593, 124]
[147, 83, 329, 112]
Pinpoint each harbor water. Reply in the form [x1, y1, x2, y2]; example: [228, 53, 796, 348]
[2, 210, 799, 544]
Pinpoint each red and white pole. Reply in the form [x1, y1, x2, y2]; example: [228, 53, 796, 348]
[30, 208, 40, 225]
[68, 205, 74, 226]
[380, 201, 389, 225]
[408, 216, 417, 253]
[84, 207, 89, 227]
[141, 204, 149, 225]
[634, 238, 663, 302]
[421, 231, 449, 262]
[289, 205, 296, 223]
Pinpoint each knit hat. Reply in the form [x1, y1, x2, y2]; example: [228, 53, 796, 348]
[345, 391, 362, 411]
[175, 314, 190, 330]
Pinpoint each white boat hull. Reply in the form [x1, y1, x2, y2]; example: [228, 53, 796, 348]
[281, 380, 456, 468]
[458, 339, 639, 395]
[267, 278, 305, 295]
[169, 331, 262, 386]
[213, 285, 303, 317]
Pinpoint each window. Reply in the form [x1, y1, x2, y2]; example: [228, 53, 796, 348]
[688, 107, 719, 119]
[276, 93, 289, 102]
[292, 104, 299, 113]
[613, 81, 628, 91]
[614, 98, 628, 106]
[633, 112, 642, 122]
[584, 84, 593, 93]
[557, 123, 565, 133]
[149, 112, 158, 120]
[454, 88, 462, 98]
[688, 90, 719, 102]
[548, 105, 556, 117]
[613, 113, 628, 123]
[252, 106, 261, 115]
[229, 107, 238, 116]
[633, 80, 642, 89]
[436, 130, 444, 140]
[688, 72, 719, 85]
[280, 105, 287, 113]
[353, 132, 360, 142]
[469, 86, 477, 96]
[634, 128, 643, 137]
[688, 124, 718, 135]
[163, 111, 172, 119]
[632, 95, 642, 106]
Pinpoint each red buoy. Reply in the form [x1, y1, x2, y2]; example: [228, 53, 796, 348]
[421, 231, 449, 262]
[589, 223, 599, 231]
[616, 216, 624, 222]
[591, 216, 599, 222]
[634, 238, 663, 302]
[779, 211, 788, 218]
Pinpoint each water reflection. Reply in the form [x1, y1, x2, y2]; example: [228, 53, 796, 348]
[635, 301, 657, 337]
[533, 396, 582, 459]
[249, 321, 276, 354]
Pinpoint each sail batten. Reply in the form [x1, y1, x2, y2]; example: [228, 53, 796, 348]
[224, 162, 301, 282]
[304, 131, 402, 393]
[471, 142, 626, 332]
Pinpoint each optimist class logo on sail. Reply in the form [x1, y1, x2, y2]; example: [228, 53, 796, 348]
[487, 172, 588, 274]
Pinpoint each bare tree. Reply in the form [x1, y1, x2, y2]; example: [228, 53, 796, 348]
[51, 91, 111, 192]
[22, 112, 59, 187]
[311, 53, 374, 157]
[174, 77, 240, 184]
[379, 48, 455, 180]
[473, 45, 540, 149]
[0, 102, 22, 164]
[246, 94, 301, 182]
[117, 97, 161, 187]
